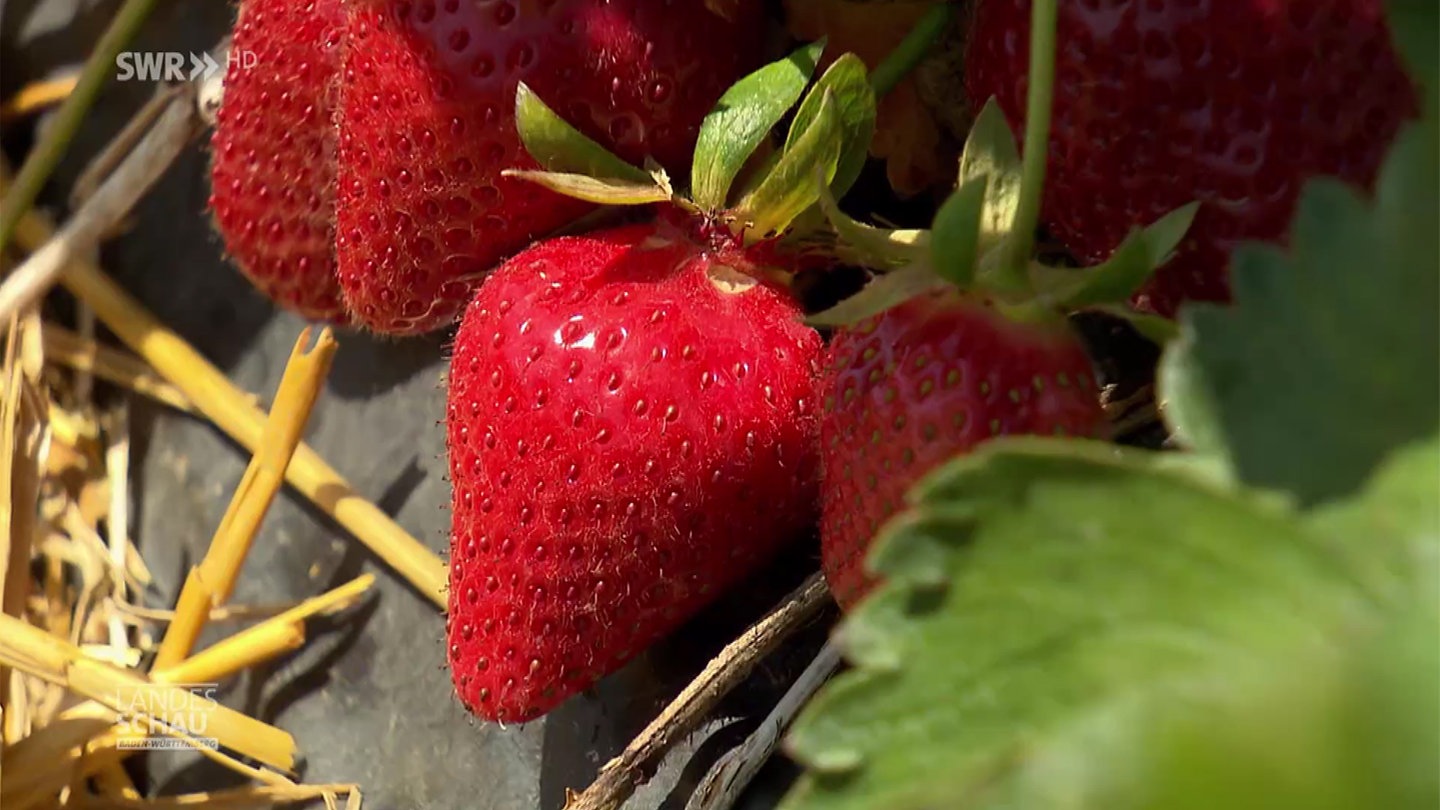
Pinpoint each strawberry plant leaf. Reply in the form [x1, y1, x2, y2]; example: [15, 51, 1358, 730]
[929, 178, 987, 288]
[1305, 433, 1440, 607]
[816, 180, 929, 270]
[734, 90, 844, 240]
[1386, 0, 1438, 96]
[957, 97, 1023, 255]
[807, 263, 941, 328]
[782, 435, 1436, 810]
[1161, 110, 1439, 506]
[500, 170, 671, 205]
[785, 53, 878, 201]
[691, 40, 825, 211]
[513, 82, 652, 185]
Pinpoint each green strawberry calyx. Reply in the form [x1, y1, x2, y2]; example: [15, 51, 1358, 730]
[506, 40, 873, 248]
[504, 6, 953, 254]
[809, 0, 1198, 339]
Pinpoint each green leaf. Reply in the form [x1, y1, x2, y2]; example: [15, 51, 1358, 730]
[1162, 114, 1439, 506]
[815, 179, 928, 270]
[733, 90, 844, 240]
[781, 436, 1428, 810]
[929, 178, 986, 288]
[691, 40, 825, 211]
[1011, 594, 1438, 810]
[957, 97, 1023, 255]
[500, 170, 671, 205]
[1387, 0, 1439, 96]
[513, 82, 651, 184]
[806, 263, 940, 328]
[1306, 433, 1440, 607]
[1156, 321, 1233, 468]
[785, 53, 877, 201]
[1036, 202, 1199, 310]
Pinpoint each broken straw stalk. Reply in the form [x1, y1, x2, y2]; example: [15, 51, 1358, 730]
[0, 165, 448, 607]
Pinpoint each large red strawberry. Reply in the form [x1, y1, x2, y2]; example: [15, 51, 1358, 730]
[445, 219, 822, 721]
[209, 0, 347, 322]
[965, 0, 1415, 317]
[336, 0, 766, 334]
[819, 293, 1104, 607]
[444, 44, 876, 720]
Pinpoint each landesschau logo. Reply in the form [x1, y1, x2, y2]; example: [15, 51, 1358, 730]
[116, 49, 255, 83]
[113, 682, 221, 750]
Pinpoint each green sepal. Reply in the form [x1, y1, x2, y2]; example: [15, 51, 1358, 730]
[691, 40, 825, 211]
[733, 89, 844, 241]
[513, 82, 651, 185]
[806, 262, 942, 328]
[1087, 305, 1182, 346]
[815, 178, 929, 270]
[500, 169, 672, 205]
[1032, 202, 1199, 310]
[930, 178, 987, 288]
[957, 97, 1023, 256]
[785, 53, 877, 201]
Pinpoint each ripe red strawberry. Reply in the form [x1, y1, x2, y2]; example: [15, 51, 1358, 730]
[965, 0, 1415, 317]
[335, 0, 766, 334]
[819, 292, 1105, 607]
[208, 0, 347, 322]
[445, 219, 822, 722]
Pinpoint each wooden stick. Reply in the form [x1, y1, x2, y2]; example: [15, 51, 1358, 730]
[565, 574, 831, 810]
[152, 328, 336, 671]
[0, 171, 448, 608]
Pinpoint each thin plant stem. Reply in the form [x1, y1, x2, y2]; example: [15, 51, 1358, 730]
[0, 0, 160, 255]
[1003, 0, 1060, 281]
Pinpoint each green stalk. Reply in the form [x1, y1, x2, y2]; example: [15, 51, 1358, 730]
[1001, 0, 1059, 284]
[0, 0, 160, 256]
[869, 2, 955, 99]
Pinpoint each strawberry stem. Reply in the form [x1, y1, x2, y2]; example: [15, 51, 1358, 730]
[869, 3, 954, 99]
[1002, 0, 1059, 286]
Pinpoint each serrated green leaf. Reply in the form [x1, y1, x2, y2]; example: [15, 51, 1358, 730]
[958, 97, 1023, 255]
[1387, 0, 1439, 96]
[815, 179, 928, 270]
[691, 40, 824, 211]
[500, 170, 670, 205]
[806, 263, 940, 328]
[782, 436, 1431, 810]
[1156, 321, 1233, 469]
[1307, 433, 1440, 607]
[785, 53, 877, 201]
[1038, 202, 1199, 310]
[514, 82, 651, 184]
[929, 178, 986, 288]
[1164, 114, 1439, 506]
[733, 90, 843, 240]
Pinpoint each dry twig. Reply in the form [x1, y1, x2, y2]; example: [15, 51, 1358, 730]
[566, 574, 831, 810]
[686, 643, 842, 810]
[0, 90, 199, 324]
